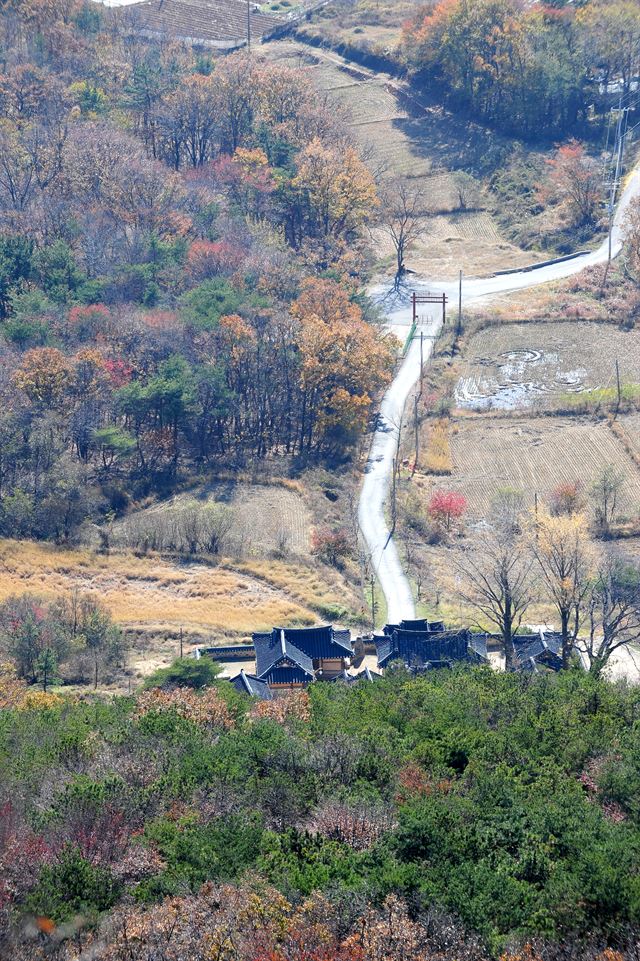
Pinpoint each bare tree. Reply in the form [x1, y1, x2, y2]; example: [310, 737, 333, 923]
[453, 171, 481, 212]
[589, 465, 624, 537]
[455, 521, 534, 671]
[377, 179, 426, 281]
[529, 511, 593, 667]
[581, 550, 640, 677]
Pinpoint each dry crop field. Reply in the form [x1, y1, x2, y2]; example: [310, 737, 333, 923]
[118, 0, 322, 49]
[263, 39, 545, 278]
[440, 417, 640, 520]
[296, 0, 424, 52]
[619, 413, 640, 461]
[454, 321, 640, 412]
[112, 480, 312, 557]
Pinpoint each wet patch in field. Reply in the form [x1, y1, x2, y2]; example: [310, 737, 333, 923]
[454, 321, 640, 412]
[455, 345, 590, 410]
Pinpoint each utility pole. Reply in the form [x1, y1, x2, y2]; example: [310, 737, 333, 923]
[391, 456, 397, 534]
[369, 574, 377, 630]
[247, 0, 251, 51]
[413, 333, 424, 475]
[457, 270, 463, 338]
[413, 394, 419, 475]
[179, 625, 184, 659]
[602, 99, 628, 292]
[615, 358, 621, 418]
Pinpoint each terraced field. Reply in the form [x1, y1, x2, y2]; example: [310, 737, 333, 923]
[120, 0, 277, 46]
[117, 0, 324, 47]
[263, 39, 544, 277]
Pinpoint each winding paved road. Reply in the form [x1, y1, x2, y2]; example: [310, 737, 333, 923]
[358, 162, 640, 626]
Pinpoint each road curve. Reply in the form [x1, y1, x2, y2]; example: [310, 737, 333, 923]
[358, 161, 640, 625]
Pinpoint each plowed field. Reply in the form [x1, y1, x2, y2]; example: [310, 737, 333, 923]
[442, 417, 640, 521]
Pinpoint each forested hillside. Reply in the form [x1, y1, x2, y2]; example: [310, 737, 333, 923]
[0, 0, 394, 544]
[2, 667, 640, 958]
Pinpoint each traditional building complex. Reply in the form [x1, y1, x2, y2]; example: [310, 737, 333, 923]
[198, 619, 565, 699]
[374, 619, 488, 670]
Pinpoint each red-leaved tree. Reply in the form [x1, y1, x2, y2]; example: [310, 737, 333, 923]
[428, 490, 467, 532]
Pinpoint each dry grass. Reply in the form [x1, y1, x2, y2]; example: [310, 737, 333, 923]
[422, 419, 453, 475]
[0, 538, 365, 683]
[227, 558, 361, 622]
[0, 539, 339, 641]
[297, 0, 424, 52]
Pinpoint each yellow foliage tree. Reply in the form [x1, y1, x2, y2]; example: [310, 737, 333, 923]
[293, 137, 378, 240]
[528, 510, 593, 668]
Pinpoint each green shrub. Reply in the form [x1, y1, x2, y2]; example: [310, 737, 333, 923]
[26, 846, 122, 922]
[143, 657, 221, 691]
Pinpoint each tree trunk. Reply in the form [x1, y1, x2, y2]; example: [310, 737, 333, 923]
[561, 609, 571, 669]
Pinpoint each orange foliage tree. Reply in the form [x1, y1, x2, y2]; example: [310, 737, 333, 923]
[292, 279, 394, 453]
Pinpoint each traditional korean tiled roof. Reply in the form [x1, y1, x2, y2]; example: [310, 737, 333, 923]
[228, 670, 273, 700]
[375, 623, 485, 669]
[515, 632, 563, 672]
[468, 633, 487, 659]
[374, 635, 394, 668]
[382, 619, 445, 636]
[196, 644, 255, 661]
[330, 665, 382, 684]
[254, 629, 315, 681]
[253, 625, 353, 662]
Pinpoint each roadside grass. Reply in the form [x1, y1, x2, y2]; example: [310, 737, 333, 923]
[557, 384, 640, 415]
[422, 419, 453, 474]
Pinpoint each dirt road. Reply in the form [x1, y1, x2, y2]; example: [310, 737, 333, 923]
[359, 159, 640, 682]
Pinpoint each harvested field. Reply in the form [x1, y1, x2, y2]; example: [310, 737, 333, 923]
[455, 321, 640, 411]
[119, 0, 278, 47]
[619, 414, 640, 461]
[113, 481, 312, 557]
[327, 82, 408, 125]
[114, 0, 323, 47]
[421, 417, 640, 521]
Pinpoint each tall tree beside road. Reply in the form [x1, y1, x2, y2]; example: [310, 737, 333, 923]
[377, 180, 426, 280]
[583, 551, 640, 677]
[545, 141, 604, 228]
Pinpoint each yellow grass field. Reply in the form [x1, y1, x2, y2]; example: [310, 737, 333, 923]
[0, 540, 357, 643]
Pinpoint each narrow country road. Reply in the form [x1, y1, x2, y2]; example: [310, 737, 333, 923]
[358, 161, 640, 627]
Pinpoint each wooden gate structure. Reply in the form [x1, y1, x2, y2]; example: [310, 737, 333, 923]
[411, 291, 447, 326]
